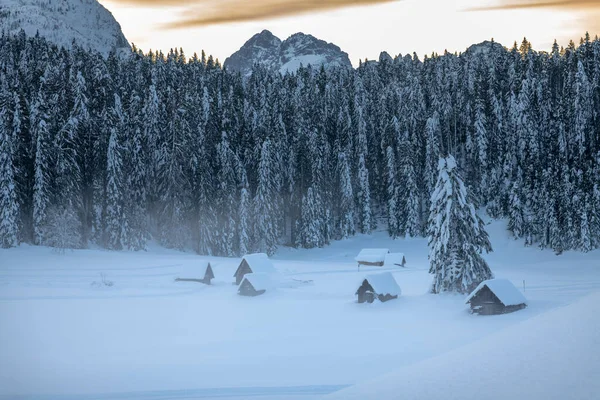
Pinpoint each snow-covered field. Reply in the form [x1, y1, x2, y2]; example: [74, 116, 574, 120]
[1, 220, 599, 399]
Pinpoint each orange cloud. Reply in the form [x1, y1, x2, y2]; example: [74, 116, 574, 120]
[116, 0, 397, 28]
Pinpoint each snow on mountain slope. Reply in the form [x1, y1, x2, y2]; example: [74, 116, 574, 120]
[0, 0, 130, 56]
[325, 291, 600, 400]
[224, 30, 352, 76]
[222, 29, 282, 77]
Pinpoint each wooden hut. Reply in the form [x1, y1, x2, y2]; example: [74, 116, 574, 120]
[356, 272, 401, 303]
[465, 279, 527, 315]
[238, 273, 272, 297]
[175, 262, 215, 285]
[233, 253, 275, 285]
[355, 248, 390, 268]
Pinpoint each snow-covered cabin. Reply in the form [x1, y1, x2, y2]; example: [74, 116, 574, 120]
[174, 262, 215, 285]
[355, 248, 390, 267]
[356, 272, 401, 303]
[238, 273, 273, 297]
[234, 253, 275, 285]
[384, 252, 406, 267]
[465, 279, 527, 315]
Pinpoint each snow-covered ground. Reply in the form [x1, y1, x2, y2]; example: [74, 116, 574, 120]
[1, 219, 599, 399]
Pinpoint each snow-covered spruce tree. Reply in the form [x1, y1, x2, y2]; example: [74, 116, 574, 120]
[385, 146, 400, 238]
[30, 92, 52, 246]
[0, 108, 19, 248]
[428, 155, 493, 294]
[472, 96, 489, 201]
[215, 132, 238, 256]
[253, 138, 278, 256]
[574, 61, 593, 159]
[403, 158, 421, 237]
[238, 186, 251, 256]
[337, 151, 355, 239]
[357, 154, 373, 234]
[104, 117, 127, 250]
[424, 111, 441, 197]
[299, 186, 325, 249]
[124, 92, 149, 251]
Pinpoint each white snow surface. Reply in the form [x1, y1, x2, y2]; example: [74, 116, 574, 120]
[241, 273, 274, 292]
[326, 291, 600, 400]
[465, 278, 527, 306]
[175, 261, 211, 280]
[354, 248, 389, 263]
[1, 219, 599, 400]
[360, 272, 401, 297]
[280, 54, 329, 74]
[0, 0, 130, 56]
[241, 253, 275, 274]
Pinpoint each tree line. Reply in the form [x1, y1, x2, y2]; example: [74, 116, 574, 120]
[1, 31, 599, 255]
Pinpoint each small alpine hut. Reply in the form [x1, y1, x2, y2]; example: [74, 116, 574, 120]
[356, 272, 401, 303]
[234, 253, 275, 285]
[384, 252, 407, 268]
[238, 273, 272, 297]
[174, 262, 215, 285]
[355, 248, 390, 268]
[465, 279, 527, 315]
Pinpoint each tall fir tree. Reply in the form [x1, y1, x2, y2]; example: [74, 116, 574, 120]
[428, 155, 493, 294]
[104, 96, 127, 250]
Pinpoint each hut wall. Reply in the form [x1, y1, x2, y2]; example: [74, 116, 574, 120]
[235, 260, 252, 285]
[469, 286, 527, 315]
[358, 261, 385, 267]
[356, 281, 375, 303]
[203, 265, 214, 285]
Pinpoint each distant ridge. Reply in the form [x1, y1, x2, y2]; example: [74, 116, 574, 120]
[224, 30, 352, 76]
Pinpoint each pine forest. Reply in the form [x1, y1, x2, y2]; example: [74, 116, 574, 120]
[1, 31, 599, 256]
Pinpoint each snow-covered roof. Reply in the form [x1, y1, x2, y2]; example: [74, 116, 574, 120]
[465, 279, 527, 306]
[242, 253, 276, 274]
[175, 261, 211, 279]
[361, 272, 402, 296]
[355, 248, 390, 263]
[384, 253, 406, 266]
[241, 273, 273, 291]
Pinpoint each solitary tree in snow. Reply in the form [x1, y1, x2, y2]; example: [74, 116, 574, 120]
[428, 155, 493, 294]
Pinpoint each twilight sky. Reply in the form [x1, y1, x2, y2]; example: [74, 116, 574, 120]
[99, 0, 599, 65]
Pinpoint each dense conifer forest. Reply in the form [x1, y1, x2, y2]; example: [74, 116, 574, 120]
[1, 31, 599, 255]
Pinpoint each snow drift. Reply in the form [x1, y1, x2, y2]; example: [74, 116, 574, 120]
[325, 291, 600, 400]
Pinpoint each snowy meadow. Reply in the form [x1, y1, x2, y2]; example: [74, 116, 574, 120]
[1, 219, 599, 399]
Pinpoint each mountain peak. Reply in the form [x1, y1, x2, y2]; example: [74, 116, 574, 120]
[247, 29, 281, 46]
[466, 40, 505, 56]
[0, 0, 130, 56]
[224, 30, 352, 76]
